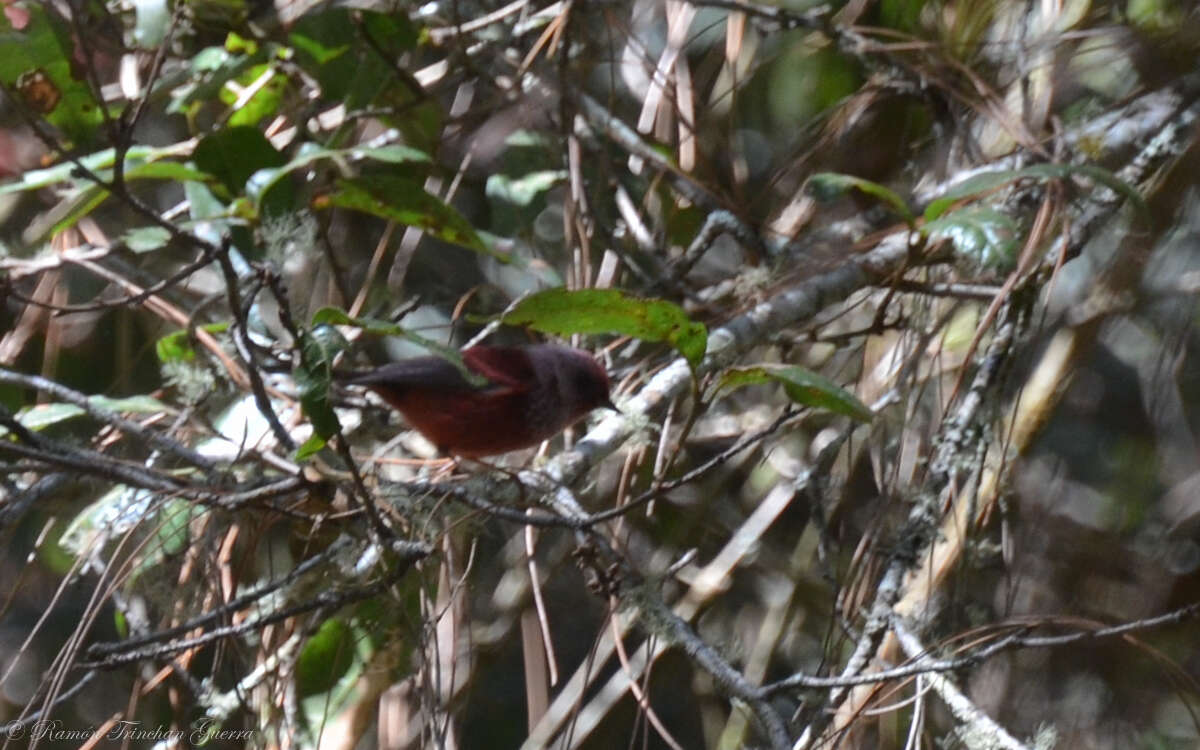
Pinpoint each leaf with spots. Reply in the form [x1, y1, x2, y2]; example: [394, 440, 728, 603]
[715, 364, 873, 422]
[806, 172, 915, 226]
[317, 176, 496, 258]
[502, 288, 708, 371]
[294, 324, 349, 458]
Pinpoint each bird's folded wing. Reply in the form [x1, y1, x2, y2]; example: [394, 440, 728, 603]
[335, 357, 477, 391]
[461, 346, 534, 392]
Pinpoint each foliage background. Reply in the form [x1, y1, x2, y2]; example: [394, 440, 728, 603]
[1, 0, 1200, 747]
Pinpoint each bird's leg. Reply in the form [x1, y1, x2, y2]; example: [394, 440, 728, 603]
[427, 455, 462, 481]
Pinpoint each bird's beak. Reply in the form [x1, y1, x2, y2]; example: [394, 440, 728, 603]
[600, 396, 620, 412]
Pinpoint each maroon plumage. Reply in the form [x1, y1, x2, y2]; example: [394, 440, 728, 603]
[338, 344, 614, 457]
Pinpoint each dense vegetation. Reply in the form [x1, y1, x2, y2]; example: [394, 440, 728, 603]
[2, 0, 1199, 747]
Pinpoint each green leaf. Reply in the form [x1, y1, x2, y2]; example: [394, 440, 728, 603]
[288, 10, 365, 101]
[486, 170, 568, 207]
[924, 206, 1018, 269]
[923, 162, 1148, 222]
[194, 126, 288, 196]
[296, 325, 349, 445]
[319, 176, 495, 257]
[923, 172, 1019, 222]
[193, 45, 236, 72]
[126, 162, 213, 182]
[351, 144, 431, 164]
[3, 394, 169, 435]
[218, 63, 286, 128]
[310, 306, 405, 335]
[0, 4, 105, 144]
[502, 288, 709, 371]
[185, 180, 227, 220]
[247, 142, 430, 212]
[0, 150, 110, 196]
[767, 46, 861, 133]
[156, 323, 230, 363]
[10, 402, 85, 431]
[154, 499, 195, 557]
[294, 434, 327, 461]
[9, 152, 211, 240]
[123, 226, 173, 253]
[157, 330, 194, 363]
[288, 32, 348, 65]
[288, 9, 416, 110]
[806, 172, 915, 225]
[189, 0, 249, 29]
[224, 31, 258, 55]
[296, 618, 357, 697]
[360, 11, 419, 53]
[1019, 163, 1149, 220]
[879, 0, 927, 31]
[167, 46, 254, 116]
[89, 395, 168, 413]
[8, 154, 211, 240]
[295, 612, 378, 737]
[47, 187, 109, 238]
[310, 307, 485, 387]
[716, 365, 874, 422]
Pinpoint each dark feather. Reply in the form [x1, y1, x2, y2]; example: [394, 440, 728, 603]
[335, 346, 531, 394]
[334, 357, 478, 392]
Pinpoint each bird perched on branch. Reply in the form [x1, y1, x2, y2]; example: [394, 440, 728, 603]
[337, 344, 615, 457]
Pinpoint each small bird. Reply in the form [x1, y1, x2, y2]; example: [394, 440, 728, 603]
[337, 344, 615, 457]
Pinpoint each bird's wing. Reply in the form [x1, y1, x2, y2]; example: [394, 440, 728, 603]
[461, 346, 534, 392]
[335, 357, 476, 390]
[336, 348, 532, 394]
